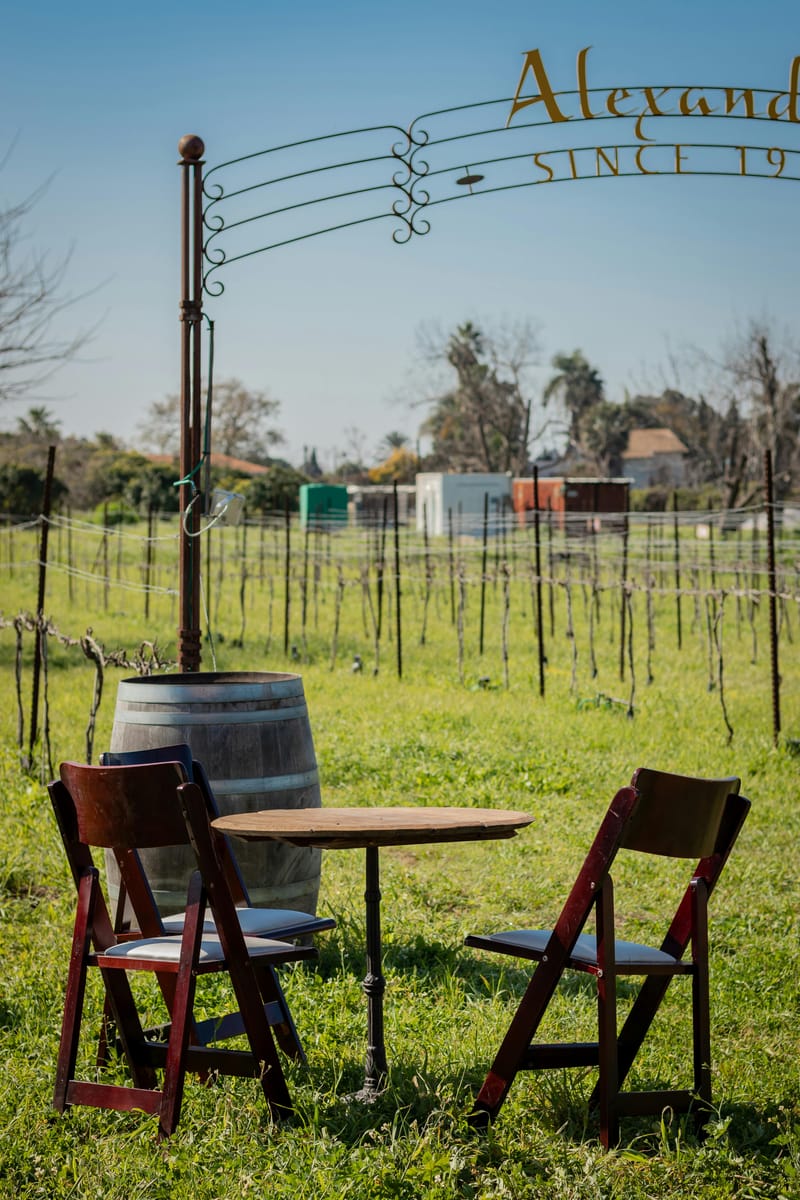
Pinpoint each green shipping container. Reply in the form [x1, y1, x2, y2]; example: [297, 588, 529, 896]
[299, 483, 349, 528]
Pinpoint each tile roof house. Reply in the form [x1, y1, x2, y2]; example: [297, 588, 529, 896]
[146, 452, 270, 476]
[621, 428, 689, 488]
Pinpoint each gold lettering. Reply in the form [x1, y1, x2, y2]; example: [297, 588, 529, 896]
[766, 55, 800, 121]
[532, 152, 555, 182]
[724, 89, 756, 118]
[606, 88, 635, 117]
[507, 49, 570, 127]
[678, 88, 715, 116]
[767, 147, 787, 176]
[596, 147, 619, 175]
[576, 46, 596, 119]
[567, 149, 579, 179]
[674, 145, 687, 173]
[736, 146, 748, 174]
[643, 87, 673, 116]
[635, 146, 658, 174]
[634, 112, 654, 142]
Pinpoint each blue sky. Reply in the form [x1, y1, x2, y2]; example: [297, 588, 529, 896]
[2, 0, 799, 467]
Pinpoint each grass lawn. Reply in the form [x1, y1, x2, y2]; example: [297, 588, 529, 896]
[0, 517, 798, 1197]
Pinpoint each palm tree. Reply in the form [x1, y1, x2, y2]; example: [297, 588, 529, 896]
[543, 351, 604, 454]
[15, 405, 62, 441]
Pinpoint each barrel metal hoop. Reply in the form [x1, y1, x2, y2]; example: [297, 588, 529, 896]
[116, 679, 304, 703]
[210, 769, 320, 795]
[114, 704, 309, 725]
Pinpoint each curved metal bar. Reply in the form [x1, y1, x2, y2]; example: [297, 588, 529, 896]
[202, 210, 400, 292]
[203, 148, 408, 218]
[203, 123, 410, 192]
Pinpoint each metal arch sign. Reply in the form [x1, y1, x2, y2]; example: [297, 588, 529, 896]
[176, 46, 800, 670]
[504, 46, 800, 185]
[199, 48, 800, 293]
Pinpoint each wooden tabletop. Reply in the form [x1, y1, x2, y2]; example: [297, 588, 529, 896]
[212, 806, 533, 849]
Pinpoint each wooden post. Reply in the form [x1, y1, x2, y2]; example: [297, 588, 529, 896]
[479, 492, 489, 655]
[673, 491, 682, 650]
[448, 506, 455, 626]
[619, 489, 630, 682]
[28, 445, 56, 769]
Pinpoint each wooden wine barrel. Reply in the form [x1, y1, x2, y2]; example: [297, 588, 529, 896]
[107, 672, 322, 915]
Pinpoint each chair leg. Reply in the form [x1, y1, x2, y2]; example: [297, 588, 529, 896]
[691, 879, 712, 1127]
[54, 872, 96, 1111]
[254, 962, 306, 1063]
[469, 956, 565, 1126]
[225, 945, 293, 1117]
[157, 876, 205, 1139]
[596, 882, 619, 1148]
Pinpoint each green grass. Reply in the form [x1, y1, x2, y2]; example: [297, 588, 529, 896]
[0, 516, 798, 1197]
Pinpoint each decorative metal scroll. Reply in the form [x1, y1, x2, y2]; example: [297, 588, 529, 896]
[202, 54, 800, 293]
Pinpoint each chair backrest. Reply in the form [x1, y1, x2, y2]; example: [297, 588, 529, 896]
[98, 743, 250, 907]
[58, 761, 190, 850]
[100, 742, 195, 781]
[623, 767, 741, 859]
[549, 767, 749, 959]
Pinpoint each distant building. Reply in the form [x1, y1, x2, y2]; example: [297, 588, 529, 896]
[513, 477, 630, 533]
[299, 482, 348, 528]
[347, 484, 416, 527]
[146, 451, 269, 476]
[415, 473, 512, 537]
[621, 428, 688, 488]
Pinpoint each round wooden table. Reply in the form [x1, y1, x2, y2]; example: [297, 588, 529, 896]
[213, 806, 533, 1098]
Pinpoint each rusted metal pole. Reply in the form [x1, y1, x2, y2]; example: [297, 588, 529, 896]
[764, 450, 781, 745]
[28, 445, 56, 768]
[177, 135, 205, 671]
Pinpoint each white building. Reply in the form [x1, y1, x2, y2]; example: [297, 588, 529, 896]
[415, 473, 512, 537]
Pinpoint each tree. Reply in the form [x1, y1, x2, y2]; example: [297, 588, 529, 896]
[138, 378, 284, 463]
[0, 462, 66, 515]
[0, 185, 87, 403]
[245, 465, 309, 513]
[722, 322, 800, 502]
[15, 405, 62, 441]
[420, 320, 539, 474]
[543, 350, 605, 456]
[368, 446, 418, 484]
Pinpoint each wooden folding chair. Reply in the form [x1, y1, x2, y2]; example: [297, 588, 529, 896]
[465, 767, 750, 1147]
[100, 743, 335, 1061]
[50, 760, 318, 1139]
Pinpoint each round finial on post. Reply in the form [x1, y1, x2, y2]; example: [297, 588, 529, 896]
[178, 134, 205, 162]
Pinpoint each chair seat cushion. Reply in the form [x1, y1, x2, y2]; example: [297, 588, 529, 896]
[160, 907, 335, 939]
[101, 934, 308, 964]
[468, 928, 682, 970]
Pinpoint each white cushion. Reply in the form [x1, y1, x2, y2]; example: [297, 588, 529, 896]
[101, 934, 303, 964]
[161, 907, 328, 938]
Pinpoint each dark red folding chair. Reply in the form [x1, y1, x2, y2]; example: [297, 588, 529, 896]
[100, 743, 335, 1061]
[465, 767, 750, 1147]
[49, 760, 317, 1139]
